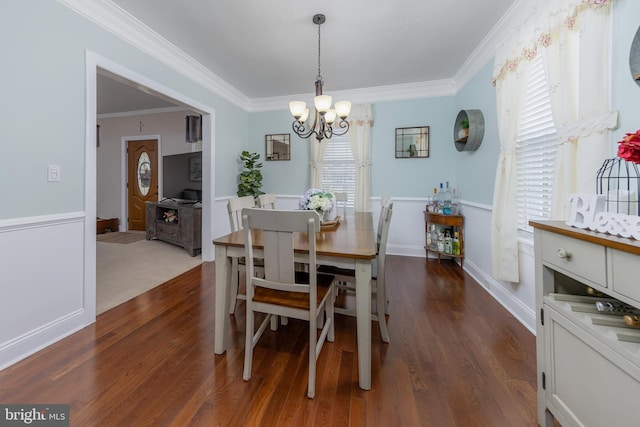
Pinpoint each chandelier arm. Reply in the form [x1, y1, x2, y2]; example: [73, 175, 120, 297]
[322, 125, 333, 141]
[292, 120, 312, 139]
[332, 120, 350, 136]
[293, 110, 320, 139]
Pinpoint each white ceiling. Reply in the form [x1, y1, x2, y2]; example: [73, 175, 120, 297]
[97, 0, 518, 114]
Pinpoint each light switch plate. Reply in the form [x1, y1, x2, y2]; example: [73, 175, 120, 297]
[48, 165, 61, 182]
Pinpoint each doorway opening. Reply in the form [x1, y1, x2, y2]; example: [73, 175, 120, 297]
[86, 51, 215, 322]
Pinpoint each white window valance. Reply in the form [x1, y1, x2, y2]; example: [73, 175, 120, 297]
[492, 0, 612, 86]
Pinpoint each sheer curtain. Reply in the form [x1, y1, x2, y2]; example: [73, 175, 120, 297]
[491, 0, 614, 282]
[347, 104, 374, 212]
[309, 136, 328, 188]
[545, 3, 617, 218]
[491, 64, 531, 282]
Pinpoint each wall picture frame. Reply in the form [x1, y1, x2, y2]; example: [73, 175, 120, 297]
[395, 126, 429, 158]
[265, 133, 291, 161]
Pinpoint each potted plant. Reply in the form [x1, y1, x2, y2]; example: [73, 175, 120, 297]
[237, 151, 264, 198]
[458, 118, 470, 139]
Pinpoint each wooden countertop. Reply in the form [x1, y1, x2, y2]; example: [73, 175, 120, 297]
[529, 220, 640, 256]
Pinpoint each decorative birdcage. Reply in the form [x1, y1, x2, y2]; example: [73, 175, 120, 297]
[596, 158, 640, 216]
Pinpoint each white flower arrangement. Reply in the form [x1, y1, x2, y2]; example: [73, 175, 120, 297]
[299, 188, 335, 219]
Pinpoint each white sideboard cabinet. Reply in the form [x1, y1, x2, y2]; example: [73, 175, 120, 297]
[531, 221, 640, 427]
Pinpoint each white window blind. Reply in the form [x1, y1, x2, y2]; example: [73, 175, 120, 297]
[320, 135, 355, 208]
[516, 56, 558, 232]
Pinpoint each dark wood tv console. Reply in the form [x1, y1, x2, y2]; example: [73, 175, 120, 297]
[145, 201, 202, 256]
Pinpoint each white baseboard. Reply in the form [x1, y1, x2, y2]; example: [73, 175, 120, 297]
[463, 258, 536, 334]
[0, 309, 87, 371]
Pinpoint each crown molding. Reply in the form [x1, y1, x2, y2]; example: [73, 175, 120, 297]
[453, 0, 530, 89]
[247, 79, 458, 112]
[58, 0, 250, 110]
[60, 0, 529, 114]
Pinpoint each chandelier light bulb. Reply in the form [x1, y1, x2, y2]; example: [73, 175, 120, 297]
[334, 101, 352, 119]
[314, 95, 332, 114]
[289, 101, 307, 120]
[300, 107, 310, 123]
[325, 109, 337, 125]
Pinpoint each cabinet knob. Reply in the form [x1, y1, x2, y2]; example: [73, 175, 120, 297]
[557, 248, 571, 259]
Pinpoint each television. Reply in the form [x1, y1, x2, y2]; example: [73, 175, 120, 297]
[162, 152, 202, 201]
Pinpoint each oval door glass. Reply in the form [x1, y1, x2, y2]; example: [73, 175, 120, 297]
[137, 152, 151, 195]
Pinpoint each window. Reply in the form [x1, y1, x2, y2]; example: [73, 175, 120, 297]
[320, 135, 355, 208]
[516, 56, 558, 232]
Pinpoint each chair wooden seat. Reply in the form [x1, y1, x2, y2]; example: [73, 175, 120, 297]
[253, 271, 334, 310]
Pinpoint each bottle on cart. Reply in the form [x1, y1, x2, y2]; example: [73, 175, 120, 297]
[437, 228, 445, 252]
[452, 231, 460, 255]
[429, 225, 438, 250]
[444, 229, 452, 254]
[450, 188, 459, 215]
[441, 182, 452, 215]
[434, 185, 443, 213]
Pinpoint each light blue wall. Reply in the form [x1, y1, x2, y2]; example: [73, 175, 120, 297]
[246, 2, 640, 207]
[248, 97, 459, 199]
[248, 110, 312, 194]
[371, 97, 457, 198]
[454, 62, 500, 205]
[612, 0, 640, 150]
[0, 2, 246, 219]
[10, 1, 635, 217]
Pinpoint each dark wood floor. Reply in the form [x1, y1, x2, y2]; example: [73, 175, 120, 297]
[0, 256, 538, 426]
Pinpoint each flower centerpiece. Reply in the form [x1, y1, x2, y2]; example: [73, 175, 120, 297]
[617, 129, 640, 163]
[299, 188, 336, 221]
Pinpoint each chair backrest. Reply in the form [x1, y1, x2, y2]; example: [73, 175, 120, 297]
[227, 195, 255, 232]
[377, 196, 391, 245]
[333, 192, 348, 217]
[257, 193, 277, 210]
[242, 208, 321, 300]
[375, 202, 393, 281]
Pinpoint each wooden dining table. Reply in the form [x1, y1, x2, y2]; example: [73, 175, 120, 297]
[212, 211, 377, 390]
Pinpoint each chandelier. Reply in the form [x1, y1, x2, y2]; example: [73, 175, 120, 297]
[289, 14, 351, 142]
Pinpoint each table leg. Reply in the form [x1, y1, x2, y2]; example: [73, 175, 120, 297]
[355, 259, 372, 390]
[214, 245, 231, 354]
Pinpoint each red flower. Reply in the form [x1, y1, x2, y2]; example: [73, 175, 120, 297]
[617, 130, 640, 164]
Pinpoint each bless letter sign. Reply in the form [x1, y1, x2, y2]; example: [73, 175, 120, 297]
[566, 193, 640, 240]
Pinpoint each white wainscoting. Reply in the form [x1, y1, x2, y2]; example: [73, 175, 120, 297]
[0, 213, 89, 370]
[459, 202, 536, 333]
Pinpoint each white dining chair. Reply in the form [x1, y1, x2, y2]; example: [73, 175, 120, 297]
[227, 195, 259, 314]
[257, 193, 277, 209]
[241, 208, 335, 399]
[333, 192, 348, 217]
[319, 201, 394, 342]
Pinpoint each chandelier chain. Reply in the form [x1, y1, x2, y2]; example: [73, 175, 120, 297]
[316, 20, 322, 81]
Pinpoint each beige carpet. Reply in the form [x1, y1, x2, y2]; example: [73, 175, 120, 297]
[96, 236, 203, 314]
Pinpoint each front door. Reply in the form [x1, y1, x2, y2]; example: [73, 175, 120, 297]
[127, 139, 158, 231]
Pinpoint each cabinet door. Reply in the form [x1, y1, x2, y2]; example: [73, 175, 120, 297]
[545, 304, 640, 426]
